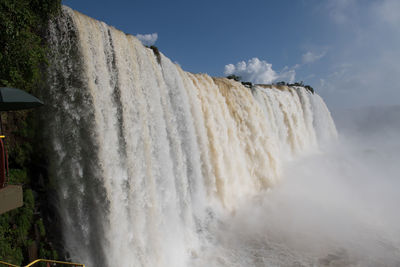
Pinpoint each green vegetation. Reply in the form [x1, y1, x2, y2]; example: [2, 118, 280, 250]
[304, 85, 315, 94]
[0, 0, 60, 93]
[0, 0, 61, 265]
[148, 45, 161, 64]
[241, 81, 253, 88]
[275, 81, 315, 94]
[226, 75, 255, 92]
[227, 76, 315, 94]
[226, 75, 241, 82]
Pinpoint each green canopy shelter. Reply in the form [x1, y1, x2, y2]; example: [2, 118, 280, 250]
[0, 87, 43, 111]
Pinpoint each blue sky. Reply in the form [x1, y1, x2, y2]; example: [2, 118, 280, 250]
[62, 0, 400, 110]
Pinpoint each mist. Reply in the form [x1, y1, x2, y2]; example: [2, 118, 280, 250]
[193, 105, 400, 266]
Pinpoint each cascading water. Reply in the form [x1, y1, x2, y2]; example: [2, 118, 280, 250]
[43, 6, 337, 267]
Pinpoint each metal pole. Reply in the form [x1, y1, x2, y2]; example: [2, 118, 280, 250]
[0, 113, 3, 135]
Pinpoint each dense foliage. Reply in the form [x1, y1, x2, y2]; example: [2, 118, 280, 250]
[226, 75, 315, 94]
[0, 0, 60, 92]
[226, 74, 241, 82]
[276, 81, 315, 94]
[0, 0, 61, 265]
[148, 45, 161, 64]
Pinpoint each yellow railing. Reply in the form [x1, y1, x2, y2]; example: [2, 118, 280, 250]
[0, 259, 85, 267]
[0, 261, 18, 267]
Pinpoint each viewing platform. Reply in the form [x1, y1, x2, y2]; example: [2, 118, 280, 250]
[0, 185, 23, 215]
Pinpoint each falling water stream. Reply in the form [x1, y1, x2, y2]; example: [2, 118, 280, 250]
[41, 6, 400, 267]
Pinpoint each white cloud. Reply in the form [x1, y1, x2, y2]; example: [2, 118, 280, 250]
[376, 0, 400, 27]
[136, 33, 158, 46]
[324, 0, 358, 25]
[313, 0, 400, 108]
[302, 51, 326, 64]
[224, 58, 296, 84]
[278, 66, 296, 83]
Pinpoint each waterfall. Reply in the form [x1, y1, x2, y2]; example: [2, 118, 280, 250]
[43, 6, 337, 267]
